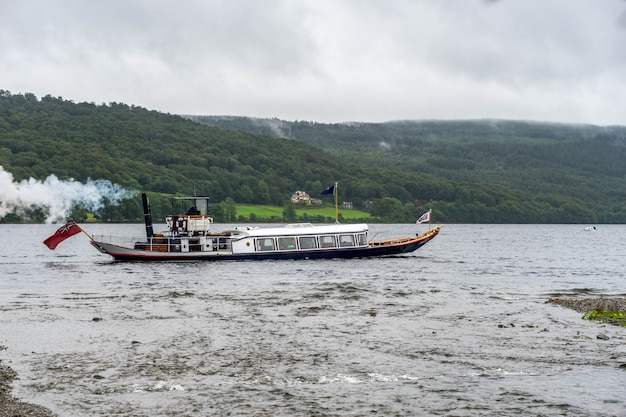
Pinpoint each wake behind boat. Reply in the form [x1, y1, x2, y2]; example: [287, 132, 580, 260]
[47, 193, 441, 261]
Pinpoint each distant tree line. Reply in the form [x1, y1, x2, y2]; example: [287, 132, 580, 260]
[2, 90, 625, 223]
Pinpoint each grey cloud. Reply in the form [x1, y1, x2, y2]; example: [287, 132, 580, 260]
[2, 0, 626, 125]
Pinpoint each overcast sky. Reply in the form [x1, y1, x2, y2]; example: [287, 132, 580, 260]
[2, 0, 626, 125]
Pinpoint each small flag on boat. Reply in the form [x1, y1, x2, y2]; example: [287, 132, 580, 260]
[416, 209, 431, 225]
[43, 220, 82, 250]
[321, 184, 336, 195]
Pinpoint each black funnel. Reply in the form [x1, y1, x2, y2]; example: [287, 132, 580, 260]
[141, 193, 154, 238]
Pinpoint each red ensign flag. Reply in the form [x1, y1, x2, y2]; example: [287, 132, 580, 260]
[43, 220, 81, 250]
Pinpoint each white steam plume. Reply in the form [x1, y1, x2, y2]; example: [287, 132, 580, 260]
[0, 166, 136, 223]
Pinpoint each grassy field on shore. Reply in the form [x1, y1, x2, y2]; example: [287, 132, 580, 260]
[236, 205, 372, 221]
[78, 205, 373, 223]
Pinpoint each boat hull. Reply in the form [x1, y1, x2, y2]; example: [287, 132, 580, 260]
[90, 227, 441, 262]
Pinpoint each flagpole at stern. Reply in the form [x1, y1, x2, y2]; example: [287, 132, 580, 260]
[70, 218, 94, 241]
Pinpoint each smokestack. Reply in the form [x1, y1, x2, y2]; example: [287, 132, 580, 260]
[141, 193, 154, 238]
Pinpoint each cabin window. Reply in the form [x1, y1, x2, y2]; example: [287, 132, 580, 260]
[278, 237, 297, 250]
[319, 235, 336, 248]
[339, 234, 355, 247]
[256, 238, 275, 251]
[299, 236, 317, 249]
[357, 233, 367, 245]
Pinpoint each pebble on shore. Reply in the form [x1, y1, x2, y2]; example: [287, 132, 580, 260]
[0, 358, 57, 417]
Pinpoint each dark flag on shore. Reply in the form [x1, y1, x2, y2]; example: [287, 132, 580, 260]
[321, 185, 336, 195]
[43, 220, 82, 250]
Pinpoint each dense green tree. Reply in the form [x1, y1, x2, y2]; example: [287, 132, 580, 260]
[282, 202, 297, 222]
[223, 198, 237, 222]
[254, 180, 271, 204]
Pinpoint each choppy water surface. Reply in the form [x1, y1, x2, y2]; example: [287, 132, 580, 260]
[1, 223, 625, 416]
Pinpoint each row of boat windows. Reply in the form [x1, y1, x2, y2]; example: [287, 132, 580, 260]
[255, 233, 367, 251]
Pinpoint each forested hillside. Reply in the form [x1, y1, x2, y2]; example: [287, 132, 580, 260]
[1, 90, 624, 223]
[189, 115, 626, 223]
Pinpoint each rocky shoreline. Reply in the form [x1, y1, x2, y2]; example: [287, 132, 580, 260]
[0, 351, 57, 417]
[547, 296, 626, 314]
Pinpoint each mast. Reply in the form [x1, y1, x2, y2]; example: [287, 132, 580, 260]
[334, 182, 339, 223]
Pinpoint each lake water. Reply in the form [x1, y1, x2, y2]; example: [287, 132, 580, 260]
[1, 223, 625, 416]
